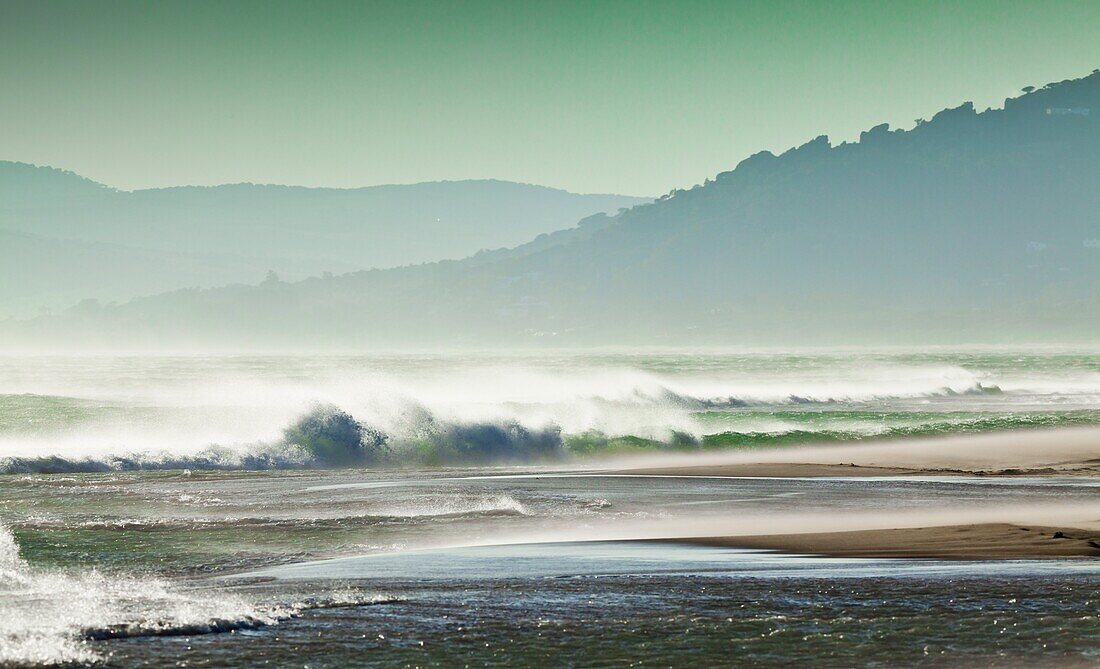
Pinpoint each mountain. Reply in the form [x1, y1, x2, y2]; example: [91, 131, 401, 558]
[0, 165, 647, 317]
[6, 70, 1100, 349]
[0, 228, 349, 319]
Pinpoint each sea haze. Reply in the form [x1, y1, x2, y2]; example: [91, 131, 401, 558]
[4, 9, 1100, 665]
[2, 461, 1098, 666]
[1, 349, 1099, 472]
[6, 72, 1099, 349]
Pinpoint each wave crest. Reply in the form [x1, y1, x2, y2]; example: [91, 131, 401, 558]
[0, 403, 566, 474]
[0, 523, 399, 666]
[0, 369, 1093, 475]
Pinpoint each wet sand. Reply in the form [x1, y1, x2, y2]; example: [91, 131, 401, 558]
[615, 428, 1100, 559]
[685, 523, 1100, 559]
[632, 462, 1098, 478]
[632, 462, 929, 477]
[616, 426, 1100, 479]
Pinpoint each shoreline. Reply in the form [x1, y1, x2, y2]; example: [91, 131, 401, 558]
[612, 426, 1100, 480]
[624, 462, 1100, 478]
[618, 429, 1100, 560]
[679, 523, 1100, 560]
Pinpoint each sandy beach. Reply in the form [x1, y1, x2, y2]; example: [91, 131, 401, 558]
[684, 523, 1100, 559]
[608, 428, 1100, 559]
[617, 426, 1100, 479]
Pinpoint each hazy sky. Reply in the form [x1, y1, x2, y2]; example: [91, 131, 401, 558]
[2, 0, 1099, 196]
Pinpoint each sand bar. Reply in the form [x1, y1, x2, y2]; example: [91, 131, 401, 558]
[683, 523, 1100, 559]
[613, 426, 1100, 478]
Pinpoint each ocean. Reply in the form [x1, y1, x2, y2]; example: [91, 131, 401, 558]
[1, 349, 1098, 666]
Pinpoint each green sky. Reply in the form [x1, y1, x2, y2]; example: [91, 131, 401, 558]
[2, 0, 1099, 196]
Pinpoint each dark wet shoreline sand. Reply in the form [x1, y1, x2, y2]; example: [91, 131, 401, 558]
[682, 523, 1100, 559]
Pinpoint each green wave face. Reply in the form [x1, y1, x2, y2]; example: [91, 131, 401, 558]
[2, 349, 1100, 471]
[564, 410, 1100, 456]
[698, 410, 1100, 447]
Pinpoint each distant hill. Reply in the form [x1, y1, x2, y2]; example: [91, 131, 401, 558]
[0, 165, 647, 317]
[7, 70, 1100, 349]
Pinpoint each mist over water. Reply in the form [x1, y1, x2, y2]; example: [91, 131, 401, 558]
[4, 8, 1099, 666]
[1, 349, 1099, 473]
[2, 349, 1098, 665]
[0, 518, 401, 666]
[3, 464, 1098, 666]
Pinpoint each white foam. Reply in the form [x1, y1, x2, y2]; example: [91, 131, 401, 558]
[0, 523, 393, 666]
[372, 493, 531, 518]
[2, 352, 1099, 465]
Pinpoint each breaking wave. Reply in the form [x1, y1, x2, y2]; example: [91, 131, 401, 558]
[4, 398, 1100, 475]
[3, 353, 1100, 474]
[12, 494, 534, 533]
[675, 381, 1006, 409]
[4, 404, 1098, 474]
[0, 403, 565, 474]
[0, 522, 399, 666]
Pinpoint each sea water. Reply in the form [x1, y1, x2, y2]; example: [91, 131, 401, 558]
[2, 348, 1100, 470]
[1, 349, 1098, 666]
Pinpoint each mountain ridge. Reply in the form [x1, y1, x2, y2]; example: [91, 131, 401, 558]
[0, 165, 647, 317]
[1, 161, 642, 198]
[6, 69, 1100, 348]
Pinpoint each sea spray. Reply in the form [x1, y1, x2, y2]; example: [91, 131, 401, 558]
[4, 406, 1100, 474]
[282, 403, 388, 466]
[3, 351, 1100, 474]
[0, 403, 568, 473]
[0, 522, 28, 583]
[0, 522, 401, 666]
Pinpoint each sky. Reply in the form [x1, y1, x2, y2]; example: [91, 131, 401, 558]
[2, 0, 1099, 197]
